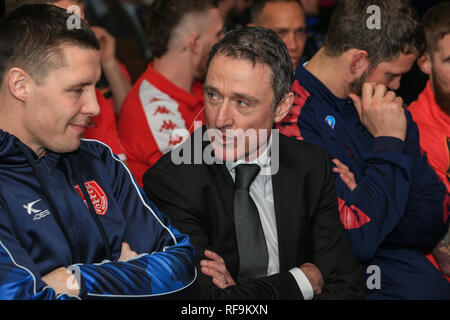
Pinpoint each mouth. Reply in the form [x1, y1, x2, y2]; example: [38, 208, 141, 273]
[69, 122, 88, 134]
[208, 128, 237, 146]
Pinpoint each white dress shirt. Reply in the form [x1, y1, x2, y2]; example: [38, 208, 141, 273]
[225, 137, 314, 300]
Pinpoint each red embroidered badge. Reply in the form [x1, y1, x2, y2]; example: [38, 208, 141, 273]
[74, 180, 108, 215]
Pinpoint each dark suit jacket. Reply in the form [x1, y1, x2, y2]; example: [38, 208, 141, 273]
[143, 128, 364, 300]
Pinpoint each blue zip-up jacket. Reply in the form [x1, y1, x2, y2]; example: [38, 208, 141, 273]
[278, 62, 450, 299]
[0, 130, 197, 299]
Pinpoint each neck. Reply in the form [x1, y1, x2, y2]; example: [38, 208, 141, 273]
[0, 94, 19, 139]
[305, 48, 351, 98]
[0, 93, 45, 157]
[153, 54, 195, 93]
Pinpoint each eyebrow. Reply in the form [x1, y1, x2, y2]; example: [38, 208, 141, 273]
[232, 93, 260, 105]
[65, 81, 93, 89]
[386, 72, 403, 77]
[65, 77, 99, 91]
[204, 85, 260, 104]
[273, 26, 306, 32]
[204, 85, 221, 94]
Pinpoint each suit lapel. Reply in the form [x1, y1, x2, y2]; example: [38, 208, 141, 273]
[201, 129, 236, 221]
[272, 136, 304, 271]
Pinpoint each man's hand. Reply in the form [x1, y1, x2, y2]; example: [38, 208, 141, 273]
[332, 159, 357, 191]
[432, 237, 450, 276]
[41, 267, 80, 296]
[299, 262, 324, 295]
[118, 242, 138, 262]
[349, 82, 406, 141]
[200, 250, 236, 289]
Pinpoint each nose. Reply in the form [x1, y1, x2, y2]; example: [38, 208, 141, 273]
[82, 88, 101, 117]
[389, 76, 401, 91]
[213, 100, 233, 130]
[284, 32, 298, 51]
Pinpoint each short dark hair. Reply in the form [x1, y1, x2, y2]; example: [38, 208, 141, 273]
[323, 0, 424, 67]
[422, 2, 450, 56]
[249, 0, 303, 24]
[147, 0, 216, 59]
[206, 26, 293, 108]
[0, 4, 99, 84]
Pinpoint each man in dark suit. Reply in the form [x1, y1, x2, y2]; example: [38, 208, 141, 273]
[143, 26, 363, 300]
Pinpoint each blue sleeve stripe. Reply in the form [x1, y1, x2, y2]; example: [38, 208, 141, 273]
[0, 240, 80, 300]
[84, 268, 198, 299]
[0, 240, 50, 297]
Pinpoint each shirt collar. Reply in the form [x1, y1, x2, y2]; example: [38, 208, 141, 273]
[225, 134, 272, 173]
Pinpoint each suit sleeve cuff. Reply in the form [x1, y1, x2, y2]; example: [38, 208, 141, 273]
[289, 268, 314, 300]
[372, 136, 406, 154]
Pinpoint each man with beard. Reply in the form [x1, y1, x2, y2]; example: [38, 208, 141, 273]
[409, 2, 450, 281]
[118, 0, 224, 186]
[278, 0, 449, 299]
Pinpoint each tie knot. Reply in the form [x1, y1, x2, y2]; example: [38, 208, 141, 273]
[234, 164, 260, 190]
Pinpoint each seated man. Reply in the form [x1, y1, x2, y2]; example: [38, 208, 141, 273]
[143, 26, 364, 300]
[0, 4, 196, 299]
[11, 1, 131, 162]
[249, 0, 307, 70]
[409, 2, 450, 280]
[46, 0, 129, 161]
[278, 0, 449, 299]
[10, 0, 132, 116]
[118, 0, 224, 186]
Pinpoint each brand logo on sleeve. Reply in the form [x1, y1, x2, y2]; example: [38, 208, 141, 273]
[74, 180, 108, 215]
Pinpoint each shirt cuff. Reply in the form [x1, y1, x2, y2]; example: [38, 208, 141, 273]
[289, 267, 314, 300]
[372, 136, 406, 154]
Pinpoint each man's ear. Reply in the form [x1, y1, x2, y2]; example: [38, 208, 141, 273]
[274, 92, 294, 123]
[184, 32, 201, 54]
[417, 53, 431, 75]
[349, 50, 370, 77]
[7, 68, 32, 103]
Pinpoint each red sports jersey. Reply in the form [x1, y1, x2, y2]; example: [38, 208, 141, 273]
[409, 80, 450, 282]
[409, 81, 450, 192]
[83, 89, 126, 160]
[118, 63, 205, 186]
[96, 59, 132, 111]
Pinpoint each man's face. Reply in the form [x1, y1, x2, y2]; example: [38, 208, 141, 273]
[430, 34, 450, 115]
[22, 46, 101, 155]
[196, 8, 225, 81]
[204, 55, 281, 162]
[256, 1, 306, 69]
[365, 52, 417, 91]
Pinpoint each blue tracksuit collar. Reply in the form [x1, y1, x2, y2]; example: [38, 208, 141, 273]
[295, 58, 354, 115]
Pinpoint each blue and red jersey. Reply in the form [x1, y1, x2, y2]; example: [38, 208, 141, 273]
[278, 61, 450, 299]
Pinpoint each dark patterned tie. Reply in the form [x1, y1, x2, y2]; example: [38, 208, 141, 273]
[233, 164, 269, 282]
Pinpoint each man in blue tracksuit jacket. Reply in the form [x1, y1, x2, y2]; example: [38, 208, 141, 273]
[278, 0, 450, 299]
[0, 5, 196, 299]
